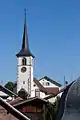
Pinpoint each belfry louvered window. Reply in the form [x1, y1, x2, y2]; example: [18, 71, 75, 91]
[22, 58, 26, 65]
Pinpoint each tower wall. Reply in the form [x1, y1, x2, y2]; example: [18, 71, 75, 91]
[17, 56, 34, 96]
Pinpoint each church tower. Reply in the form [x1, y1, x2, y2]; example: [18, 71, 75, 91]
[16, 11, 35, 96]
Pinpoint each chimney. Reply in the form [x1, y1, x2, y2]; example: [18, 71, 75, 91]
[65, 81, 68, 87]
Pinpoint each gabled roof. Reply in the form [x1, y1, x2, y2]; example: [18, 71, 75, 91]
[39, 76, 62, 87]
[0, 85, 18, 97]
[45, 87, 59, 95]
[8, 97, 23, 105]
[33, 78, 59, 95]
[13, 97, 48, 107]
[0, 96, 30, 120]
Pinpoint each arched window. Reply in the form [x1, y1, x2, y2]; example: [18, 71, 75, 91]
[22, 58, 26, 65]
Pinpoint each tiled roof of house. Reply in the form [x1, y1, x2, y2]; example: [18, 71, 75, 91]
[8, 97, 23, 105]
[13, 97, 48, 107]
[39, 76, 62, 87]
[0, 96, 30, 120]
[44, 86, 67, 100]
[45, 87, 59, 95]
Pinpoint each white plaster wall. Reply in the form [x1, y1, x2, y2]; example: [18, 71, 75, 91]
[31, 81, 39, 97]
[40, 92, 46, 98]
[32, 81, 46, 98]
[17, 56, 34, 96]
[39, 78, 59, 88]
[31, 66, 34, 97]
[17, 56, 33, 66]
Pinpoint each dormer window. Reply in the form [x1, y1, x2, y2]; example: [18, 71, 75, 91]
[22, 58, 26, 65]
[46, 82, 50, 86]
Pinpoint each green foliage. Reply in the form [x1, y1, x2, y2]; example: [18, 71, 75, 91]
[45, 102, 54, 120]
[43, 96, 60, 120]
[45, 97, 60, 120]
[53, 97, 60, 120]
[5, 81, 14, 91]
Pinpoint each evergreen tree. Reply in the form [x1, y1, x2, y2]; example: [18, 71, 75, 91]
[5, 81, 14, 91]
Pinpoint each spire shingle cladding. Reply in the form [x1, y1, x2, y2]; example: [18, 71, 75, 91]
[16, 11, 34, 58]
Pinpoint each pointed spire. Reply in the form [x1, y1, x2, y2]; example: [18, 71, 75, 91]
[22, 9, 29, 50]
[16, 9, 34, 58]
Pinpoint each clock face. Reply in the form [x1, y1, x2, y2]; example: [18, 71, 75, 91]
[21, 67, 27, 73]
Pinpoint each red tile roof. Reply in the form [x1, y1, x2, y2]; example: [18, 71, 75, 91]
[8, 97, 23, 105]
[45, 87, 59, 95]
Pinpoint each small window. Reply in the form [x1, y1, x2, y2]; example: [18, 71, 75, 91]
[46, 82, 50, 86]
[22, 58, 26, 65]
[23, 81, 25, 84]
[35, 89, 40, 97]
[33, 84, 36, 87]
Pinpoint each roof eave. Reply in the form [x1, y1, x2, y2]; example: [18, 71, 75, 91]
[16, 52, 35, 58]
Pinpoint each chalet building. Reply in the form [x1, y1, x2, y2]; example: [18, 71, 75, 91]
[12, 97, 52, 120]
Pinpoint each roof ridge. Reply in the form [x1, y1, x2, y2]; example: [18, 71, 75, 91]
[38, 76, 62, 87]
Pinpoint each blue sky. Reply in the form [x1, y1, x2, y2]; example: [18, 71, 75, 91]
[0, 0, 80, 85]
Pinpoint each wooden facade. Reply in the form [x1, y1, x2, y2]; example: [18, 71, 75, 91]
[19, 105, 43, 120]
[14, 97, 47, 120]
